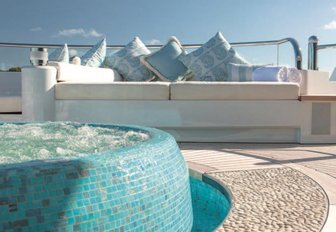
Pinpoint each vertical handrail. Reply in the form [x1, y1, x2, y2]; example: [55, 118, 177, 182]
[277, 44, 280, 66]
[308, 36, 318, 70]
[308, 35, 336, 70]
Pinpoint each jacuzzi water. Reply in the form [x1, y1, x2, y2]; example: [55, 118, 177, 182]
[0, 122, 149, 164]
[0, 122, 231, 231]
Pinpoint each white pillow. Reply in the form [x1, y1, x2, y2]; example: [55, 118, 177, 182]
[71, 56, 81, 65]
[252, 67, 286, 82]
[253, 66, 302, 83]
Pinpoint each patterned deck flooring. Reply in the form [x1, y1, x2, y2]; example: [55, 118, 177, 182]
[180, 143, 336, 178]
[180, 143, 336, 232]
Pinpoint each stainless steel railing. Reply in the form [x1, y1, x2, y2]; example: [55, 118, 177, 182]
[0, 37, 302, 69]
[308, 35, 336, 70]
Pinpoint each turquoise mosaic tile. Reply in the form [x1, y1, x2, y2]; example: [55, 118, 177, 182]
[190, 177, 231, 232]
[0, 123, 193, 231]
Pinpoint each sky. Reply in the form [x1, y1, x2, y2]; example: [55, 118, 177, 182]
[1, 0, 336, 73]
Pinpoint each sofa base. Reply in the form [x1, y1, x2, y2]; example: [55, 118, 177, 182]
[54, 100, 315, 143]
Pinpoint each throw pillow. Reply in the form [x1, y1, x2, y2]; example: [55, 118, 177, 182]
[227, 63, 264, 81]
[140, 36, 188, 81]
[178, 32, 249, 81]
[71, 56, 81, 65]
[81, 38, 106, 67]
[252, 66, 287, 82]
[105, 37, 154, 81]
[49, 44, 69, 63]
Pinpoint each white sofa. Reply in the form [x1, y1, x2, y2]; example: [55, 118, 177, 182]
[11, 62, 336, 143]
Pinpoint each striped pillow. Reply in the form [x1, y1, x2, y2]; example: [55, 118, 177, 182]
[227, 63, 263, 81]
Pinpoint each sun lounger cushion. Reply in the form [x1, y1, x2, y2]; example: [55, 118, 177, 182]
[56, 82, 170, 100]
[178, 32, 248, 81]
[170, 82, 299, 100]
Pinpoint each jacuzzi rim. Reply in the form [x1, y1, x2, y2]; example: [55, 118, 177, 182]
[189, 168, 233, 230]
[0, 121, 171, 167]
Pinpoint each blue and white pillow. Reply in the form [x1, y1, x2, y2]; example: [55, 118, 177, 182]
[140, 36, 188, 81]
[49, 44, 69, 63]
[252, 66, 286, 82]
[250, 66, 302, 83]
[81, 38, 106, 67]
[105, 37, 154, 81]
[227, 63, 264, 81]
[178, 32, 249, 81]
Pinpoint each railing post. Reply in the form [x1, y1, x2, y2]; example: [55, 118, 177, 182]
[308, 36, 318, 70]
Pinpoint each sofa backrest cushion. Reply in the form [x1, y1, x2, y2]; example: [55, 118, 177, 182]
[48, 62, 122, 82]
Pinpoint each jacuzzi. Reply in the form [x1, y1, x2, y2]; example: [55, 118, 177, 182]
[0, 122, 193, 231]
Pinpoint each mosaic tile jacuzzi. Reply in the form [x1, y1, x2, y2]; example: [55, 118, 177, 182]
[0, 122, 231, 231]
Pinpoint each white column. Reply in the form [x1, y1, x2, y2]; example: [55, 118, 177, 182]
[21, 66, 57, 122]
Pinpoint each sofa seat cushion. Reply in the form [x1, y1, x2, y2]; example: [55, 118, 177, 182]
[0, 96, 21, 113]
[170, 82, 300, 100]
[56, 82, 170, 100]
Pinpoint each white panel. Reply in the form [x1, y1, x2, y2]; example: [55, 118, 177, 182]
[22, 66, 57, 121]
[55, 100, 308, 127]
[311, 103, 331, 135]
[302, 70, 336, 95]
[55, 100, 310, 142]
